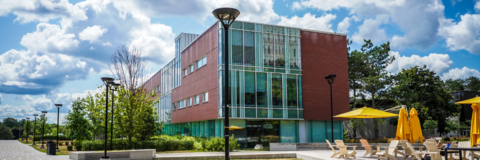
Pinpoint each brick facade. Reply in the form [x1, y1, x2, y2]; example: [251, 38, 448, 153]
[300, 30, 350, 121]
[170, 23, 219, 123]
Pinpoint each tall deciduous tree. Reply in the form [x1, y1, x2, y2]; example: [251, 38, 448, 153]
[0, 124, 14, 140]
[347, 39, 367, 108]
[85, 91, 104, 140]
[444, 79, 465, 92]
[392, 66, 459, 135]
[64, 98, 92, 141]
[2, 117, 18, 128]
[465, 76, 480, 92]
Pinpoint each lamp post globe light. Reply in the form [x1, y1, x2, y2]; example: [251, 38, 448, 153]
[110, 83, 120, 150]
[40, 111, 47, 149]
[55, 104, 62, 152]
[212, 7, 240, 160]
[101, 77, 114, 159]
[33, 114, 38, 145]
[26, 117, 30, 143]
[325, 74, 336, 142]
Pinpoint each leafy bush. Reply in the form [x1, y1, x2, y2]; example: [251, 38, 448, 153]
[33, 135, 68, 141]
[82, 135, 198, 151]
[67, 146, 73, 151]
[199, 135, 240, 151]
[59, 141, 63, 146]
[73, 139, 83, 151]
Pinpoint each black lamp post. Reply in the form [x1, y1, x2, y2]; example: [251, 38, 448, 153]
[110, 83, 120, 150]
[101, 77, 114, 159]
[212, 7, 240, 160]
[55, 104, 62, 152]
[325, 74, 336, 142]
[40, 111, 47, 149]
[26, 117, 30, 143]
[33, 114, 38, 145]
[21, 119, 25, 141]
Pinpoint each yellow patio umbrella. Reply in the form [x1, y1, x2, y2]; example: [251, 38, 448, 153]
[228, 125, 244, 130]
[396, 107, 411, 142]
[456, 97, 480, 147]
[334, 107, 398, 118]
[408, 108, 423, 143]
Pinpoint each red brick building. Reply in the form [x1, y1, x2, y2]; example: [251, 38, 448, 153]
[143, 21, 349, 148]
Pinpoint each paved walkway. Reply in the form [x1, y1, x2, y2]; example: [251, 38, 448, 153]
[156, 150, 422, 160]
[0, 140, 69, 160]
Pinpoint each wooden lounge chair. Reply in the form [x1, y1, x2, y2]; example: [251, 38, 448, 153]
[424, 141, 445, 160]
[426, 139, 437, 144]
[451, 141, 470, 160]
[376, 140, 399, 160]
[326, 139, 342, 158]
[335, 140, 357, 159]
[360, 139, 379, 157]
[406, 142, 426, 160]
[399, 140, 424, 159]
[473, 145, 480, 160]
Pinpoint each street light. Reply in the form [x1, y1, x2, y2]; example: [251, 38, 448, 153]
[40, 111, 47, 149]
[110, 83, 120, 150]
[55, 104, 62, 152]
[20, 119, 25, 141]
[325, 74, 336, 142]
[101, 77, 114, 159]
[26, 117, 30, 143]
[33, 114, 38, 145]
[212, 7, 240, 160]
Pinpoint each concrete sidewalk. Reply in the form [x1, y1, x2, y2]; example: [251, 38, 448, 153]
[155, 150, 421, 160]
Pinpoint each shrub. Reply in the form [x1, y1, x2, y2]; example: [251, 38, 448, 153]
[202, 135, 240, 151]
[67, 146, 73, 151]
[73, 139, 83, 151]
[59, 141, 63, 146]
[33, 135, 68, 141]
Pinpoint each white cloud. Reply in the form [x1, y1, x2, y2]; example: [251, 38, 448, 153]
[20, 23, 79, 53]
[0, 0, 87, 23]
[476, 1, 480, 11]
[0, 94, 2, 105]
[337, 17, 351, 33]
[439, 14, 480, 55]
[442, 67, 480, 80]
[387, 51, 453, 74]
[278, 13, 336, 32]
[352, 15, 388, 44]
[291, 0, 445, 50]
[79, 25, 108, 43]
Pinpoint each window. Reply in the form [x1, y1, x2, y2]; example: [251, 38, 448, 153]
[173, 103, 176, 110]
[183, 68, 187, 77]
[188, 97, 192, 106]
[189, 65, 194, 74]
[180, 100, 186, 109]
[196, 56, 207, 69]
[194, 95, 200, 105]
[203, 92, 209, 102]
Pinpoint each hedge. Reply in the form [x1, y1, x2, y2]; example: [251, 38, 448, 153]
[81, 136, 194, 151]
[33, 135, 68, 141]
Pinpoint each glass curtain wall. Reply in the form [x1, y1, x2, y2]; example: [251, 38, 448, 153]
[159, 38, 183, 123]
[218, 21, 303, 120]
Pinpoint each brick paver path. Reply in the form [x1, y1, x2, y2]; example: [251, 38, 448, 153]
[0, 140, 68, 160]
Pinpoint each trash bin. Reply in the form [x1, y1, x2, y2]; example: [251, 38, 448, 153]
[46, 140, 56, 155]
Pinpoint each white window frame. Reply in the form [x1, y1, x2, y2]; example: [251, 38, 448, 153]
[189, 65, 194, 74]
[203, 92, 208, 102]
[188, 97, 192, 106]
[196, 56, 207, 69]
[194, 95, 200, 105]
[183, 68, 187, 77]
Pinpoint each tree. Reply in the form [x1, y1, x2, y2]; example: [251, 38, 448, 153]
[392, 66, 459, 135]
[358, 39, 395, 109]
[444, 79, 465, 92]
[64, 98, 92, 141]
[465, 76, 480, 92]
[2, 117, 18, 128]
[349, 118, 365, 138]
[85, 92, 104, 140]
[423, 118, 438, 137]
[0, 124, 14, 140]
[347, 39, 368, 108]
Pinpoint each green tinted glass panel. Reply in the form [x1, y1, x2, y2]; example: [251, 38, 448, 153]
[288, 110, 297, 119]
[244, 31, 255, 66]
[274, 26, 285, 34]
[257, 109, 268, 118]
[289, 36, 300, 69]
[263, 25, 273, 33]
[231, 22, 242, 29]
[232, 30, 243, 65]
[272, 74, 282, 108]
[287, 75, 297, 108]
[273, 109, 283, 118]
[274, 35, 285, 69]
[245, 108, 256, 118]
[298, 76, 303, 108]
[299, 110, 303, 119]
[236, 71, 240, 106]
[256, 73, 267, 107]
[280, 120, 298, 143]
[263, 33, 274, 68]
[245, 72, 255, 107]
[244, 22, 254, 30]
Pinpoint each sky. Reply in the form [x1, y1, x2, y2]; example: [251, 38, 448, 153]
[0, 0, 479, 124]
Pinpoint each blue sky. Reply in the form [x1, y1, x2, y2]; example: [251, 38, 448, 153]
[0, 0, 479, 123]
